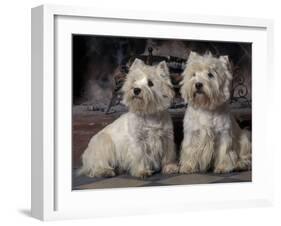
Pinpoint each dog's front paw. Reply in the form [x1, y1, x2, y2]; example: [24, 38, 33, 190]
[235, 159, 251, 171]
[214, 164, 233, 174]
[93, 168, 116, 178]
[162, 163, 179, 174]
[133, 170, 153, 179]
[179, 163, 198, 174]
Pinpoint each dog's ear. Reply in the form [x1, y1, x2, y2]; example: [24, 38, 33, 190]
[204, 51, 213, 57]
[219, 55, 232, 80]
[130, 58, 144, 71]
[187, 51, 199, 64]
[219, 55, 230, 67]
[157, 61, 169, 78]
[219, 55, 229, 63]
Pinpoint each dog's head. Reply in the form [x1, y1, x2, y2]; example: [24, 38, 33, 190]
[122, 58, 174, 114]
[180, 51, 232, 110]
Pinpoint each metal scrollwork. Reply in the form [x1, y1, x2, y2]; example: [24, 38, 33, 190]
[230, 72, 251, 108]
[105, 45, 251, 114]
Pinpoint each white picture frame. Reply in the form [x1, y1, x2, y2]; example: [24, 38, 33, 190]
[31, 4, 274, 221]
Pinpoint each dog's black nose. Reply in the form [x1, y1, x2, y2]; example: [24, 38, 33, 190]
[195, 82, 203, 90]
[133, 88, 141, 95]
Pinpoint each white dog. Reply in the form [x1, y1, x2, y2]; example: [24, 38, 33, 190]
[179, 52, 251, 174]
[79, 58, 178, 178]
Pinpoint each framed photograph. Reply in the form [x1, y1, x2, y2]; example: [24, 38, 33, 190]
[31, 4, 274, 221]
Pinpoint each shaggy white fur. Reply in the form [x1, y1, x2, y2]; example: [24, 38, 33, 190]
[79, 59, 178, 178]
[179, 51, 251, 174]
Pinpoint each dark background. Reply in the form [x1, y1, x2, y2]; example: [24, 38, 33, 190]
[72, 35, 251, 106]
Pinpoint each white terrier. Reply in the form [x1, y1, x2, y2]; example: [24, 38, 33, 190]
[179, 52, 251, 174]
[79, 59, 178, 178]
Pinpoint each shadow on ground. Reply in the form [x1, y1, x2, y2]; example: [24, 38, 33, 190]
[73, 169, 252, 190]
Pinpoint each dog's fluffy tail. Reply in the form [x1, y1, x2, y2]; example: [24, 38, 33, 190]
[76, 148, 90, 177]
[236, 130, 251, 171]
[76, 165, 87, 177]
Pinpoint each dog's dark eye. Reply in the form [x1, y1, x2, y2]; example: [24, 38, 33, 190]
[193, 73, 196, 77]
[208, 73, 214, 79]
[148, 80, 154, 87]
